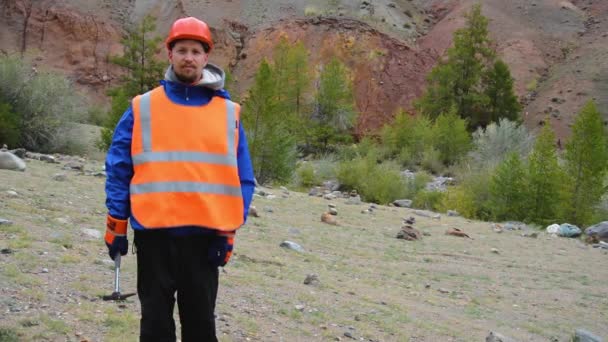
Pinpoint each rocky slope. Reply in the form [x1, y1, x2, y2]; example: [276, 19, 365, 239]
[1, 0, 606, 139]
[1, 157, 607, 341]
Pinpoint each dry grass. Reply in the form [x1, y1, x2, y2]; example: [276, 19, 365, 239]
[0, 159, 607, 341]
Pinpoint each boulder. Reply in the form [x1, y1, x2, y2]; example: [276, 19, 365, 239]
[0, 152, 26, 171]
[585, 221, 608, 243]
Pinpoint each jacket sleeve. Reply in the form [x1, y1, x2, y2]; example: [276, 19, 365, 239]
[237, 123, 255, 224]
[105, 106, 134, 221]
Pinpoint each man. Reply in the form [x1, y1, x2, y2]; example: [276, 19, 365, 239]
[104, 17, 255, 341]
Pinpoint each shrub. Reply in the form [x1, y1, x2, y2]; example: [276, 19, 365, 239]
[336, 152, 407, 204]
[0, 102, 19, 147]
[438, 185, 477, 218]
[0, 56, 84, 152]
[421, 147, 443, 174]
[403, 171, 432, 200]
[469, 118, 533, 169]
[432, 109, 471, 165]
[381, 111, 434, 167]
[450, 163, 495, 220]
[413, 190, 444, 211]
[294, 162, 317, 188]
[489, 152, 527, 221]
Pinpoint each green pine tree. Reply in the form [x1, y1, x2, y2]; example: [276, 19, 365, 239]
[312, 57, 357, 152]
[417, 4, 494, 126]
[526, 123, 562, 225]
[271, 37, 311, 144]
[561, 100, 608, 226]
[242, 59, 297, 184]
[98, 15, 165, 151]
[484, 59, 521, 123]
[489, 152, 527, 221]
[110, 15, 165, 95]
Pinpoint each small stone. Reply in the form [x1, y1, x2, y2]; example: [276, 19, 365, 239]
[304, 273, 320, 285]
[491, 248, 500, 254]
[1, 248, 13, 254]
[52, 173, 67, 181]
[6, 190, 18, 197]
[438, 288, 450, 294]
[329, 207, 338, 216]
[447, 210, 460, 217]
[41, 268, 49, 273]
[0, 218, 14, 225]
[249, 206, 260, 217]
[295, 304, 305, 311]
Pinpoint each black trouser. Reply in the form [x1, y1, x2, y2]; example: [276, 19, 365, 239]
[134, 230, 219, 342]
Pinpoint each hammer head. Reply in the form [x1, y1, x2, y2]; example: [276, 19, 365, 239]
[102, 291, 136, 301]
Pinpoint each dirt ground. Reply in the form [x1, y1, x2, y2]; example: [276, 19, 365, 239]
[1, 159, 607, 341]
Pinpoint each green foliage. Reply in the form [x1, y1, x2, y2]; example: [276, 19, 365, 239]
[432, 108, 471, 165]
[336, 152, 407, 204]
[484, 60, 521, 123]
[525, 123, 562, 225]
[243, 59, 297, 184]
[403, 171, 432, 200]
[439, 185, 477, 218]
[413, 190, 444, 211]
[448, 163, 495, 220]
[469, 118, 534, 169]
[99, 15, 165, 151]
[294, 162, 317, 188]
[110, 15, 165, 96]
[98, 87, 131, 151]
[421, 147, 443, 174]
[0, 56, 84, 152]
[272, 38, 312, 146]
[0, 102, 19, 147]
[312, 57, 357, 152]
[416, 5, 520, 129]
[381, 111, 434, 167]
[0, 327, 19, 342]
[489, 152, 527, 221]
[561, 101, 608, 226]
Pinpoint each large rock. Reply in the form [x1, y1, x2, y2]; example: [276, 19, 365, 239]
[0, 151, 26, 171]
[573, 329, 604, 342]
[585, 221, 608, 243]
[486, 331, 517, 342]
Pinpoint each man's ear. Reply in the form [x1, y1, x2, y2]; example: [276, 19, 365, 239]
[168, 50, 173, 63]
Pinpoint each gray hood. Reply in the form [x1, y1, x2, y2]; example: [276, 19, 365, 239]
[164, 63, 225, 90]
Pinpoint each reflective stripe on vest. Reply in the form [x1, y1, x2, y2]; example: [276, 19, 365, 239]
[130, 86, 244, 230]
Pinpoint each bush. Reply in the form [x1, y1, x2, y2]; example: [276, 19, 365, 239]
[421, 147, 443, 174]
[403, 171, 432, 200]
[413, 190, 444, 211]
[438, 185, 477, 218]
[0, 102, 19, 147]
[294, 162, 317, 188]
[469, 118, 533, 169]
[336, 152, 407, 204]
[381, 111, 434, 167]
[450, 163, 495, 220]
[0, 56, 84, 153]
[432, 109, 471, 165]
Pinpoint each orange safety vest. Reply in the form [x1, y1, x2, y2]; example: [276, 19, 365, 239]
[130, 86, 244, 231]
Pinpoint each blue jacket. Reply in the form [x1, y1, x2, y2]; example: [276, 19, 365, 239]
[105, 79, 255, 236]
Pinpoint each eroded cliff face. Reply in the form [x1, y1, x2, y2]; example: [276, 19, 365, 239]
[0, 0, 124, 102]
[1, 0, 605, 139]
[232, 17, 437, 136]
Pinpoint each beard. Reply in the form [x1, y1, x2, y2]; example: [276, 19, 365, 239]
[174, 66, 201, 84]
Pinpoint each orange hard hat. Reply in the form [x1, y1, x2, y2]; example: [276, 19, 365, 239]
[166, 17, 213, 52]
